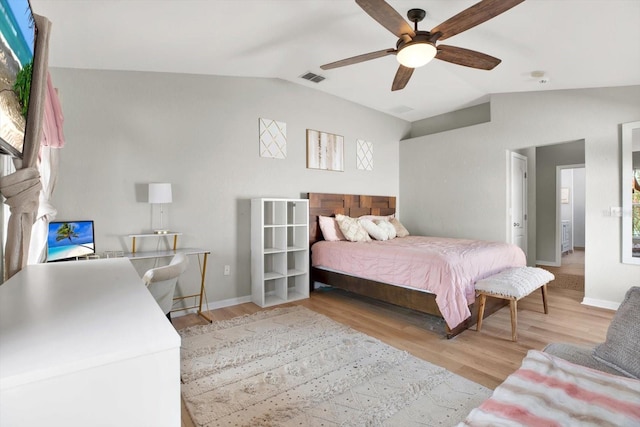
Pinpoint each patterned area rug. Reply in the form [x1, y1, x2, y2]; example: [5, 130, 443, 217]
[180, 306, 490, 426]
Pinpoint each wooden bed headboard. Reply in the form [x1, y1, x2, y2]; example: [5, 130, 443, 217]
[307, 193, 396, 246]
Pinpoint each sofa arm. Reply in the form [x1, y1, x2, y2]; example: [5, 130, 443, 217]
[543, 343, 631, 377]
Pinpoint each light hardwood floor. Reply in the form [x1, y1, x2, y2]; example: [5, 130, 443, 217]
[542, 248, 585, 277]
[174, 285, 614, 427]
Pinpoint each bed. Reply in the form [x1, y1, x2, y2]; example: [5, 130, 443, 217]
[308, 192, 527, 338]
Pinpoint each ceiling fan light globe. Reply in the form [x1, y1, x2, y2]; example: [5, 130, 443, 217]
[397, 42, 436, 68]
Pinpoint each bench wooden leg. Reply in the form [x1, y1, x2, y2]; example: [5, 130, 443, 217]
[510, 299, 518, 342]
[541, 284, 549, 314]
[476, 294, 487, 332]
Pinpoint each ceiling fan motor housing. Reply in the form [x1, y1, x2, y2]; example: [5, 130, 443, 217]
[396, 31, 436, 51]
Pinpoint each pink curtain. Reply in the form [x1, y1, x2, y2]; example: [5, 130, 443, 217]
[41, 72, 65, 149]
[0, 15, 51, 279]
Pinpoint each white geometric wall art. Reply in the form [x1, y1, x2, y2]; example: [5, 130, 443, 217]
[259, 118, 287, 159]
[356, 139, 373, 171]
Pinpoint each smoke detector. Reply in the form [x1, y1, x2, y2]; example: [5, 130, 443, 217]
[530, 70, 550, 84]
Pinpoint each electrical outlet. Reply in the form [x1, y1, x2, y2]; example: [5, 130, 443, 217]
[223, 265, 230, 276]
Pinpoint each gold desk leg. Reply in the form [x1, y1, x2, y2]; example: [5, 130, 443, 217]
[132, 237, 136, 254]
[173, 235, 178, 251]
[197, 252, 212, 323]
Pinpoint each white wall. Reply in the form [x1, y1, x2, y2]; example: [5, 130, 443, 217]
[572, 168, 586, 248]
[561, 169, 574, 223]
[400, 86, 640, 307]
[48, 68, 410, 306]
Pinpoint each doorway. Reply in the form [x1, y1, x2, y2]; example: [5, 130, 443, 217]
[544, 165, 585, 290]
[508, 152, 528, 258]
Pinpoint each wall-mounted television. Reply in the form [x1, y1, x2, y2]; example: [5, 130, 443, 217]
[47, 221, 96, 262]
[0, 0, 38, 158]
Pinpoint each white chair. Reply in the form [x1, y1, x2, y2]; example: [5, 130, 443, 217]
[143, 253, 189, 321]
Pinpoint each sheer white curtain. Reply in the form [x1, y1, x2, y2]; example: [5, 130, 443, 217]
[28, 146, 59, 264]
[27, 72, 65, 264]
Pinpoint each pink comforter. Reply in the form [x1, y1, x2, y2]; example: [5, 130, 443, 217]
[311, 236, 526, 328]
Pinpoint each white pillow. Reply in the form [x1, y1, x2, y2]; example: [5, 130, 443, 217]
[359, 218, 388, 241]
[375, 219, 396, 239]
[335, 214, 371, 242]
[358, 214, 395, 222]
[390, 217, 410, 237]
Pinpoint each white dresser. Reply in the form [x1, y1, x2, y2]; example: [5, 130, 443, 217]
[0, 258, 181, 427]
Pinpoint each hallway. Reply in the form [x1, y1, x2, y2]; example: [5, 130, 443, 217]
[539, 249, 584, 291]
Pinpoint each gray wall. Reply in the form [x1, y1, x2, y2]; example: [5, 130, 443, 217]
[409, 103, 491, 139]
[401, 86, 640, 307]
[49, 68, 410, 306]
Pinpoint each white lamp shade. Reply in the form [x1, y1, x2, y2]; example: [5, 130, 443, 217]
[396, 42, 437, 68]
[148, 183, 172, 204]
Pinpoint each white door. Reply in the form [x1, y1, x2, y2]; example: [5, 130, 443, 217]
[510, 152, 528, 257]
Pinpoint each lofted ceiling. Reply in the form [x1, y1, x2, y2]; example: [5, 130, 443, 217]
[30, 0, 640, 122]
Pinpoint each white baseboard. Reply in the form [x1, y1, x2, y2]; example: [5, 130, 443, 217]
[581, 297, 620, 311]
[172, 295, 253, 318]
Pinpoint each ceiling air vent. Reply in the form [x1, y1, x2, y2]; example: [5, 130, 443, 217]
[300, 72, 326, 83]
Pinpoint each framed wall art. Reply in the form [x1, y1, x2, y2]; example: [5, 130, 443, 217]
[306, 129, 344, 171]
[259, 118, 287, 159]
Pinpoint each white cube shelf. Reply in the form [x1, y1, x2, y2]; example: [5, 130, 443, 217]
[251, 198, 309, 307]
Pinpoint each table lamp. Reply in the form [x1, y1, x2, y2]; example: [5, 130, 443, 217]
[148, 182, 172, 234]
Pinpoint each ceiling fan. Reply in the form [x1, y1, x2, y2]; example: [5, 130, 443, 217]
[321, 0, 525, 91]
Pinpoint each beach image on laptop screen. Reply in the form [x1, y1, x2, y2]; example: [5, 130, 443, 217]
[47, 221, 95, 262]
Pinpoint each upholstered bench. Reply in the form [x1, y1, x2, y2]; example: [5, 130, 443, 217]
[475, 267, 555, 341]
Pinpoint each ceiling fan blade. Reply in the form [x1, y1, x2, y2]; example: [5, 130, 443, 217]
[391, 65, 414, 91]
[321, 48, 396, 70]
[431, 0, 524, 41]
[436, 45, 501, 70]
[356, 0, 415, 38]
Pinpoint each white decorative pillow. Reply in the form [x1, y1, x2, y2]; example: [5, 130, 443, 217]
[375, 219, 396, 239]
[318, 215, 346, 241]
[358, 214, 395, 222]
[359, 218, 388, 241]
[335, 214, 371, 242]
[390, 217, 410, 237]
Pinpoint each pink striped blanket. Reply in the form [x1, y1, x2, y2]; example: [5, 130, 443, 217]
[458, 350, 640, 426]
